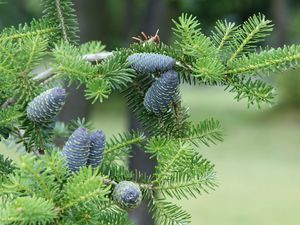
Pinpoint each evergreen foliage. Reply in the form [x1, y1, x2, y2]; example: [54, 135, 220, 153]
[0, 19, 55, 43]
[41, 0, 79, 44]
[0, 154, 15, 183]
[0, 2, 300, 224]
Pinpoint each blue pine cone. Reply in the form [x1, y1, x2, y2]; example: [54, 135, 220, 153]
[144, 70, 179, 115]
[62, 127, 90, 172]
[113, 181, 142, 210]
[87, 130, 105, 168]
[128, 53, 176, 73]
[26, 88, 66, 123]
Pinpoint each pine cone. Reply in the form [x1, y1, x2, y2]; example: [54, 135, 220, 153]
[26, 88, 66, 123]
[144, 70, 179, 115]
[62, 127, 90, 172]
[87, 130, 105, 168]
[113, 181, 142, 210]
[128, 53, 175, 73]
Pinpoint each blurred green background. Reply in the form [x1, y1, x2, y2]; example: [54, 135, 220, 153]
[1, 0, 300, 225]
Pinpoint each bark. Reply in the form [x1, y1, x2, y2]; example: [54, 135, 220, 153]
[128, 1, 171, 224]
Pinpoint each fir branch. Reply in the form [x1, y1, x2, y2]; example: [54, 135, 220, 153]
[0, 36, 48, 109]
[0, 196, 58, 225]
[62, 201, 131, 225]
[226, 77, 275, 107]
[85, 79, 112, 103]
[101, 163, 152, 186]
[211, 20, 238, 51]
[81, 202, 131, 224]
[172, 13, 217, 58]
[0, 154, 16, 183]
[156, 171, 216, 199]
[149, 199, 191, 225]
[0, 40, 19, 66]
[0, 106, 22, 127]
[34, 52, 112, 83]
[41, 0, 79, 43]
[21, 35, 49, 74]
[146, 139, 194, 183]
[181, 119, 223, 147]
[191, 57, 225, 83]
[97, 51, 135, 91]
[1, 50, 112, 109]
[14, 73, 42, 108]
[52, 42, 133, 93]
[155, 155, 217, 199]
[226, 45, 300, 76]
[103, 131, 146, 163]
[52, 42, 98, 83]
[54, 0, 69, 42]
[228, 13, 273, 63]
[79, 41, 106, 55]
[155, 141, 190, 183]
[42, 151, 69, 188]
[0, 19, 56, 43]
[62, 167, 111, 211]
[18, 155, 57, 200]
[101, 163, 135, 183]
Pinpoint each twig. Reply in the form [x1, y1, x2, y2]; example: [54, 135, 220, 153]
[82, 52, 113, 62]
[103, 177, 155, 190]
[1, 51, 113, 109]
[1, 98, 16, 109]
[33, 68, 55, 83]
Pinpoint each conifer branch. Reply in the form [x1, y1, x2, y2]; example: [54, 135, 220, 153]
[55, 0, 69, 42]
[181, 119, 223, 147]
[1, 51, 112, 109]
[2, 9, 300, 224]
[0, 196, 58, 225]
[212, 20, 237, 51]
[41, 0, 79, 44]
[226, 45, 300, 75]
[103, 131, 146, 163]
[0, 19, 56, 43]
[228, 13, 273, 63]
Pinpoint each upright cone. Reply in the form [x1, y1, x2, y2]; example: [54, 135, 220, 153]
[62, 127, 90, 172]
[144, 70, 179, 115]
[26, 88, 66, 123]
[87, 130, 105, 168]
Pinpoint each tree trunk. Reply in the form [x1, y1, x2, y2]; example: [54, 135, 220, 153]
[128, 0, 172, 224]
